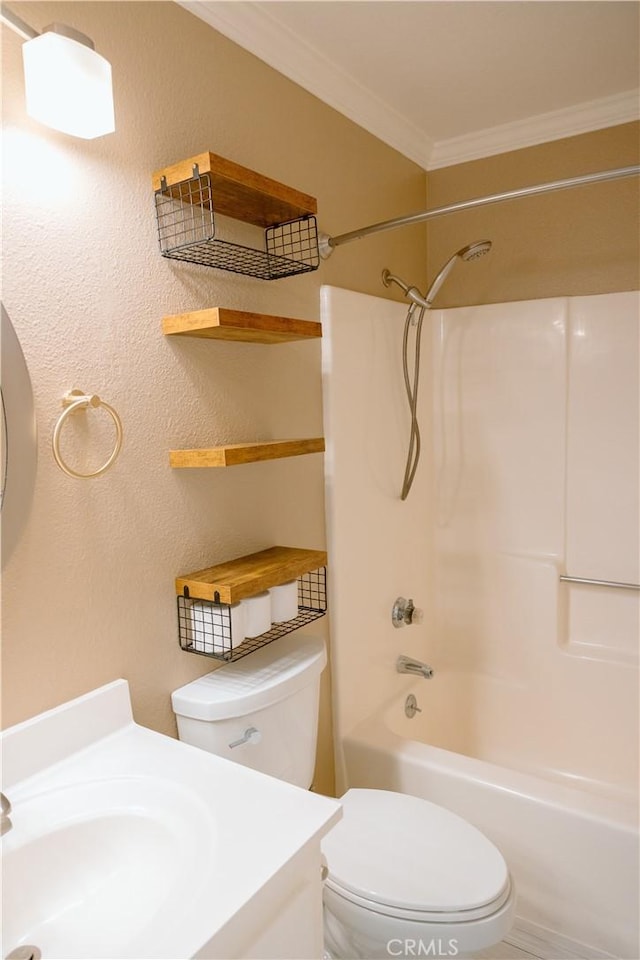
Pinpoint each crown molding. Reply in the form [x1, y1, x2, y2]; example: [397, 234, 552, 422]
[179, 2, 639, 173]
[427, 90, 640, 170]
[178, 0, 433, 170]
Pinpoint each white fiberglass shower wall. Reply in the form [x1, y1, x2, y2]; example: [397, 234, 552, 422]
[429, 291, 638, 799]
[323, 285, 638, 797]
[322, 285, 639, 954]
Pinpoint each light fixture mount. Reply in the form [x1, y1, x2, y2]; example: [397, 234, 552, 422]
[43, 23, 95, 51]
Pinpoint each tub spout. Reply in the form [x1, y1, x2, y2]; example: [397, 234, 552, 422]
[397, 655, 434, 679]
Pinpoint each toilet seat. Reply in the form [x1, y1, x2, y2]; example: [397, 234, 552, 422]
[325, 876, 513, 924]
[322, 789, 511, 923]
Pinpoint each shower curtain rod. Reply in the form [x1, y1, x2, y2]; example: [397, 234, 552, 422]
[318, 164, 640, 258]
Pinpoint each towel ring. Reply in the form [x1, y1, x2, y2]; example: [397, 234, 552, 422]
[52, 389, 123, 479]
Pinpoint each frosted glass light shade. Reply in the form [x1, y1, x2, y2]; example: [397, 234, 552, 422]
[22, 31, 115, 139]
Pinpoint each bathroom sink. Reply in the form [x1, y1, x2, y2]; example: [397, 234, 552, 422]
[1, 680, 341, 960]
[3, 778, 213, 959]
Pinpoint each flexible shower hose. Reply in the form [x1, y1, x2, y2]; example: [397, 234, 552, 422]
[400, 302, 426, 500]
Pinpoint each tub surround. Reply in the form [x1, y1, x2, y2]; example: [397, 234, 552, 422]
[322, 286, 639, 778]
[322, 286, 639, 958]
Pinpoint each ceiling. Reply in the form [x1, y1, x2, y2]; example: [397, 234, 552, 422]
[178, 1, 640, 170]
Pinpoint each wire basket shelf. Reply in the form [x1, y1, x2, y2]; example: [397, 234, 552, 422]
[177, 567, 327, 662]
[155, 171, 319, 280]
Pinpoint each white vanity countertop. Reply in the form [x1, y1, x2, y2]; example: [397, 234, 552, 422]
[1, 679, 342, 960]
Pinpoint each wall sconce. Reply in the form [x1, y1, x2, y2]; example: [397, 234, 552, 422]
[1, 3, 115, 139]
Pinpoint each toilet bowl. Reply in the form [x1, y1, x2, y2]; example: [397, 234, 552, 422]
[171, 634, 515, 959]
[322, 788, 515, 959]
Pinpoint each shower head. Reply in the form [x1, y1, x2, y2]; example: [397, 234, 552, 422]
[459, 240, 492, 262]
[423, 239, 492, 306]
[382, 239, 492, 310]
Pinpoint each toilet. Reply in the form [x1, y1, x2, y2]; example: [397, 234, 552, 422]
[171, 634, 515, 959]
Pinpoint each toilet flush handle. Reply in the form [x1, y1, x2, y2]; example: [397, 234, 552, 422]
[228, 726, 262, 749]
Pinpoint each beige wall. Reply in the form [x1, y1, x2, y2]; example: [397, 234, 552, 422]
[424, 122, 639, 308]
[0, 1, 427, 796]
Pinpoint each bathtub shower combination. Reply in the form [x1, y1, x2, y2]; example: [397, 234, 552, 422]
[322, 285, 639, 960]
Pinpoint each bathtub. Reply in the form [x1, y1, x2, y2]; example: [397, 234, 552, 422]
[342, 677, 639, 960]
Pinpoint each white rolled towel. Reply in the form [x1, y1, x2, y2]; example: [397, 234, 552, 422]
[243, 591, 272, 638]
[269, 580, 299, 622]
[226, 602, 246, 651]
[189, 600, 245, 655]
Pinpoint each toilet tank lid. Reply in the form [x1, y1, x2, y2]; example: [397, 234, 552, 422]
[171, 634, 326, 721]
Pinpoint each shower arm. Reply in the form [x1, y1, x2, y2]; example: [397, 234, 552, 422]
[318, 164, 640, 257]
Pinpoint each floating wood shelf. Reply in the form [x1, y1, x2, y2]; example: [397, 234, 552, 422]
[152, 152, 317, 229]
[176, 545, 327, 604]
[170, 438, 325, 469]
[163, 307, 322, 344]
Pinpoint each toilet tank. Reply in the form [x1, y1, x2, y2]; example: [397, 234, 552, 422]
[171, 634, 326, 788]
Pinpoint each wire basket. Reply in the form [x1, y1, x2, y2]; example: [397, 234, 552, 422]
[177, 567, 327, 662]
[155, 170, 319, 280]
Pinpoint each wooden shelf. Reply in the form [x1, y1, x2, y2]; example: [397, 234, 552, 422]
[170, 438, 325, 469]
[163, 307, 322, 344]
[152, 151, 317, 229]
[176, 545, 327, 604]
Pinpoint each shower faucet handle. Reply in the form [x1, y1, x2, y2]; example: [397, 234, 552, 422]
[410, 605, 424, 624]
[391, 597, 423, 628]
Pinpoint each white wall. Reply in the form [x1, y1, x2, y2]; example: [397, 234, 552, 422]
[321, 285, 435, 789]
[432, 291, 639, 796]
[323, 286, 639, 797]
